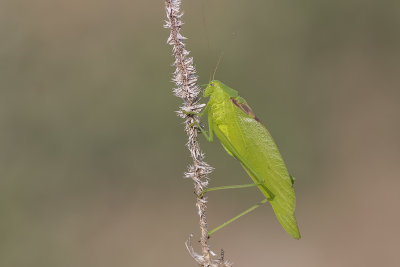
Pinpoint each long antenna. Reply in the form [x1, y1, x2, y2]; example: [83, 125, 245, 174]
[212, 51, 224, 81]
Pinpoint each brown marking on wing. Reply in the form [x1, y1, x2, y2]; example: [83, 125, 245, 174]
[231, 98, 263, 124]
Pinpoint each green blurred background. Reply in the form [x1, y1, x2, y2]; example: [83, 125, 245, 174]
[1, 0, 399, 266]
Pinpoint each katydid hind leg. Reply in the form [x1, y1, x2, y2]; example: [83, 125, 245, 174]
[208, 198, 268, 237]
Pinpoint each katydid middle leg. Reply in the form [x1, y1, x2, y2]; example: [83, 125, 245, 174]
[200, 181, 265, 197]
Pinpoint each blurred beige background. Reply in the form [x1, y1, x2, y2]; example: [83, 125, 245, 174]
[1, 0, 399, 266]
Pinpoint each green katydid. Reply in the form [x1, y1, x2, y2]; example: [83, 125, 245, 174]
[194, 80, 300, 240]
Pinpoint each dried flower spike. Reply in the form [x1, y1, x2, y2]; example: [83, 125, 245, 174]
[164, 0, 231, 266]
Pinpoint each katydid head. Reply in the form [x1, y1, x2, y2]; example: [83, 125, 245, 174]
[203, 80, 238, 98]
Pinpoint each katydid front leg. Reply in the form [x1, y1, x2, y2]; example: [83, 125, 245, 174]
[190, 113, 213, 142]
[182, 102, 214, 141]
[181, 100, 210, 117]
